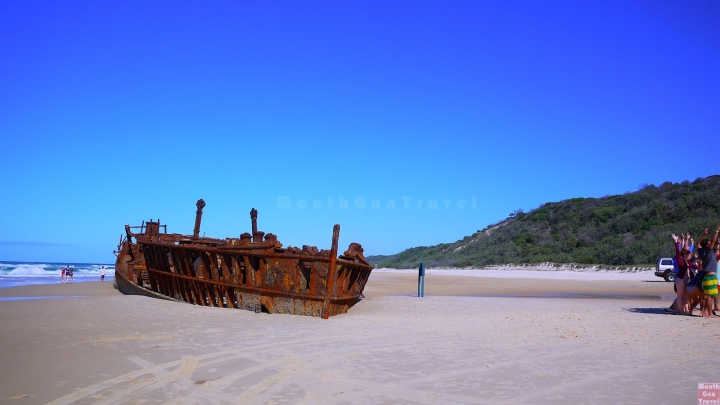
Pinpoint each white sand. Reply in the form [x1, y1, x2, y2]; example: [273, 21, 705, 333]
[0, 274, 717, 404]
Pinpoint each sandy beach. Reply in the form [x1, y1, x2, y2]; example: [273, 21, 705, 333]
[1, 270, 718, 404]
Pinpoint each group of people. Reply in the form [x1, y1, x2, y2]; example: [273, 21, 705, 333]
[60, 265, 107, 283]
[61, 265, 74, 283]
[669, 227, 719, 317]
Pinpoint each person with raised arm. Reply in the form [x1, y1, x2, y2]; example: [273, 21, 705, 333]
[696, 227, 719, 317]
[714, 239, 720, 315]
[671, 233, 700, 315]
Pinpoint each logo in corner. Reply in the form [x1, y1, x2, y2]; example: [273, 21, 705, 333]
[699, 383, 720, 404]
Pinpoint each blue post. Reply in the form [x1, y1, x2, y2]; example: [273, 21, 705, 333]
[418, 262, 425, 297]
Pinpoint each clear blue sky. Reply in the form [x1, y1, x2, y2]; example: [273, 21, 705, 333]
[1, 1, 718, 263]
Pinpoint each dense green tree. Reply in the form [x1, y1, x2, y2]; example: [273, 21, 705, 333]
[369, 175, 720, 268]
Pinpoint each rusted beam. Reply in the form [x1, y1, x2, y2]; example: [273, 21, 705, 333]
[322, 224, 340, 319]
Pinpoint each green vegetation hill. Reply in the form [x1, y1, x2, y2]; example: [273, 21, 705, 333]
[369, 175, 720, 268]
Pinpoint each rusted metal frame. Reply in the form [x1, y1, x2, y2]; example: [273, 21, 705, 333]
[228, 254, 241, 284]
[206, 253, 226, 308]
[151, 246, 173, 298]
[229, 255, 243, 284]
[194, 278, 209, 307]
[224, 286, 234, 308]
[214, 253, 225, 280]
[200, 251, 217, 281]
[139, 242, 369, 310]
[145, 246, 158, 292]
[169, 248, 194, 304]
[209, 282, 220, 307]
[345, 267, 359, 296]
[153, 270, 164, 296]
[349, 268, 363, 296]
[169, 265, 183, 301]
[295, 259, 309, 291]
[310, 262, 324, 295]
[245, 256, 255, 287]
[198, 253, 216, 307]
[143, 268, 327, 301]
[344, 266, 359, 295]
[160, 273, 170, 298]
[140, 241, 373, 269]
[287, 258, 301, 292]
[191, 279, 206, 306]
[164, 246, 189, 303]
[140, 245, 155, 289]
[141, 242, 374, 279]
[218, 253, 233, 283]
[190, 276, 205, 306]
[328, 294, 362, 304]
[247, 257, 259, 288]
[349, 268, 367, 295]
[198, 282, 212, 307]
[145, 249, 159, 292]
[211, 256, 226, 307]
[349, 267, 368, 296]
[151, 246, 167, 295]
[198, 252, 218, 307]
[184, 252, 206, 307]
[164, 273, 180, 299]
[143, 245, 162, 294]
[184, 250, 207, 306]
[336, 265, 349, 299]
[219, 286, 227, 307]
[175, 248, 198, 304]
[178, 269, 194, 304]
[184, 249, 199, 278]
[256, 257, 267, 289]
[322, 225, 341, 319]
[155, 272, 166, 296]
[353, 269, 369, 296]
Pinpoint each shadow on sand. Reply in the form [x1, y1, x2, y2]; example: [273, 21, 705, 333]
[624, 307, 671, 315]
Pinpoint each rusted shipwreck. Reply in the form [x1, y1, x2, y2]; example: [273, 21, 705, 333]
[114, 199, 373, 318]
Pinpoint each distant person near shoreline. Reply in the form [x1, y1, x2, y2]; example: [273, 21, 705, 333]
[100, 266, 106, 282]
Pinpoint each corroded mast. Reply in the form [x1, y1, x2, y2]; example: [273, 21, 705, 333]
[192, 199, 205, 239]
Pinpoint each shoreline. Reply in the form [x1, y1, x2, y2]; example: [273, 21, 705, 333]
[373, 267, 660, 281]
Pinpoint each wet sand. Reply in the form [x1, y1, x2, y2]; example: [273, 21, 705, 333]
[0, 272, 718, 404]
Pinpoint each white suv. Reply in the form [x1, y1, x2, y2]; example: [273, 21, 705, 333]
[655, 258, 675, 282]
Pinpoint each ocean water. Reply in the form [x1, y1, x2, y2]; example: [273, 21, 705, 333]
[0, 261, 115, 288]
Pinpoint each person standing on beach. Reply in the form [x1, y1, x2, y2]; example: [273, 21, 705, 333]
[696, 227, 719, 318]
[714, 244, 720, 315]
[100, 266, 106, 282]
[61, 266, 66, 284]
[671, 234, 700, 315]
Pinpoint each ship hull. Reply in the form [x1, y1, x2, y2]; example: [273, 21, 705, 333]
[114, 204, 372, 318]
